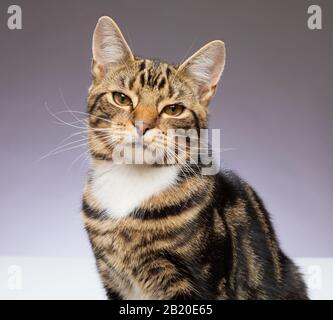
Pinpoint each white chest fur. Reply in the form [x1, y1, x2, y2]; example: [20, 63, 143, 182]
[89, 164, 179, 218]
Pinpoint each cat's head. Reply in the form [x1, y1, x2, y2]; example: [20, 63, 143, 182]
[87, 16, 225, 166]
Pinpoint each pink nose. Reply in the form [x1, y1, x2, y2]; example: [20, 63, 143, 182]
[135, 122, 151, 136]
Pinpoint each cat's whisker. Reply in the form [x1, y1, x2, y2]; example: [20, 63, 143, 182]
[40, 143, 87, 161]
[59, 88, 86, 125]
[159, 134, 234, 154]
[161, 140, 202, 175]
[69, 149, 90, 171]
[163, 146, 196, 177]
[41, 137, 88, 159]
[40, 142, 87, 160]
[45, 103, 88, 130]
[53, 119, 87, 128]
[58, 90, 118, 128]
[58, 131, 88, 145]
[56, 109, 115, 125]
[154, 140, 197, 175]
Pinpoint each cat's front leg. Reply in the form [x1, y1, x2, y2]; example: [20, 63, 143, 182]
[133, 255, 213, 300]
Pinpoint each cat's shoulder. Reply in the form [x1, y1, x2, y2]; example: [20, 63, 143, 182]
[216, 169, 247, 193]
[214, 169, 257, 205]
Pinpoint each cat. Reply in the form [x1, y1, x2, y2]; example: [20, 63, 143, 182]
[82, 16, 308, 300]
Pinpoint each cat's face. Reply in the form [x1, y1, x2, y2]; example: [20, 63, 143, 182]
[87, 16, 225, 165]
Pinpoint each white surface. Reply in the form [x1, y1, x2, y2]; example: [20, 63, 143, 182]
[0, 256, 332, 300]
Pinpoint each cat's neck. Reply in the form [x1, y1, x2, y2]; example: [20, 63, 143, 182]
[88, 162, 180, 219]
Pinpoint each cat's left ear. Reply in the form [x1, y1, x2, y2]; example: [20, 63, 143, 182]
[92, 16, 134, 79]
[178, 40, 226, 101]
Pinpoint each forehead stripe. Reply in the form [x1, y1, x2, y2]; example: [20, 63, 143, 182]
[139, 60, 146, 71]
[128, 77, 135, 90]
[140, 73, 145, 87]
[166, 67, 172, 79]
[158, 77, 166, 90]
[153, 72, 161, 87]
[147, 69, 153, 86]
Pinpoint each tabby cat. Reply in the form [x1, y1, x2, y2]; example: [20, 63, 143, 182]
[82, 16, 308, 300]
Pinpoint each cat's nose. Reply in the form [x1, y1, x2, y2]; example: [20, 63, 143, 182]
[135, 121, 151, 136]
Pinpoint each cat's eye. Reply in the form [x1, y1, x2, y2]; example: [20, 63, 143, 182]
[112, 92, 133, 107]
[162, 104, 185, 117]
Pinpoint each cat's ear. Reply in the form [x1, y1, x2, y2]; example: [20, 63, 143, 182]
[92, 16, 134, 79]
[178, 40, 225, 101]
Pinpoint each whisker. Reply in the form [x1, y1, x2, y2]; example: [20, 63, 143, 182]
[59, 88, 85, 124]
[58, 131, 88, 145]
[45, 103, 88, 130]
[40, 142, 87, 160]
[56, 109, 114, 125]
[69, 149, 90, 171]
[41, 137, 88, 159]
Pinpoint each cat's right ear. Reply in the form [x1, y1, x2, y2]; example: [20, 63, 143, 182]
[92, 16, 134, 80]
[178, 40, 225, 101]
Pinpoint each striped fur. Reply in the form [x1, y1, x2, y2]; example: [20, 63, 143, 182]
[82, 17, 308, 300]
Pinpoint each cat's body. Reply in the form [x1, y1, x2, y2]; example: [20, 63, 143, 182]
[83, 164, 307, 299]
[82, 16, 308, 300]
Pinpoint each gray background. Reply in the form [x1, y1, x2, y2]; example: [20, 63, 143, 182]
[0, 0, 332, 257]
